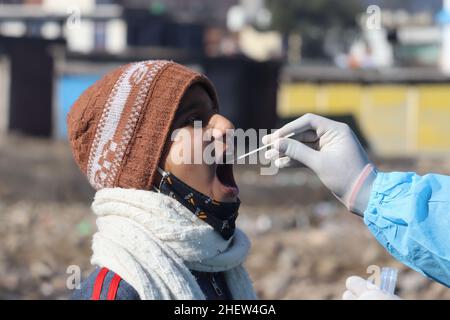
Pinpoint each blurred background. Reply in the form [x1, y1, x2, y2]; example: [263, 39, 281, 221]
[1, 0, 450, 299]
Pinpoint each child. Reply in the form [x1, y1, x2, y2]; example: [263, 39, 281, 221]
[68, 60, 257, 300]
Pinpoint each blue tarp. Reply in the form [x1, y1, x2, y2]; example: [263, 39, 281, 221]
[57, 74, 101, 138]
[436, 9, 450, 24]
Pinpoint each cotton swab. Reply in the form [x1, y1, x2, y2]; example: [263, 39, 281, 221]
[231, 132, 295, 162]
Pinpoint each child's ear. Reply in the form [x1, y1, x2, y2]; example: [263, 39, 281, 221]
[159, 142, 171, 170]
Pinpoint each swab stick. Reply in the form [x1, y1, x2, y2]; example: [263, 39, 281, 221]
[231, 132, 295, 162]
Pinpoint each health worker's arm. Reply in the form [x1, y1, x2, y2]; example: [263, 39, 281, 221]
[364, 171, 450, 287]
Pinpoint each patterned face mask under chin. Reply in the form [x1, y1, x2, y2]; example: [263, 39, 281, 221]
[154, 167, 240, 240]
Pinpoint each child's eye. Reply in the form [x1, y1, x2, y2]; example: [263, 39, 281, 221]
[184, 115, 202, 127]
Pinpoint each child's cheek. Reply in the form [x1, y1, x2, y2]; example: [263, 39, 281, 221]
[167, 127, 196, 166]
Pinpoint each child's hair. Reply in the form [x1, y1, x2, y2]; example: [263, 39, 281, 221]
[67, 60, 218, 191]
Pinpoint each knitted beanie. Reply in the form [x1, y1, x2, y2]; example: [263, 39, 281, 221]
[67, 60, 218, 191]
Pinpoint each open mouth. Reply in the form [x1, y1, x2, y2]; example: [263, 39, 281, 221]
[216, 150, 238, 188]
[215, 163, 237, 188]
[212, 146, 239, 199]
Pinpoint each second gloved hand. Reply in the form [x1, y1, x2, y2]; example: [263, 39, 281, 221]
[342, 276, 401, 300]
[262, 113, 377, 216]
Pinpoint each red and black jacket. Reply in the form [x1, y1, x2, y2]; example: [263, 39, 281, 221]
[70, 267, 232, 300]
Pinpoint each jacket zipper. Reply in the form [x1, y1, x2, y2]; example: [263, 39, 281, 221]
[210, 274, 223, 296]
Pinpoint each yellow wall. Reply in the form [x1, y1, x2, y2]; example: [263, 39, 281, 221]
[278, 82, 450, 156]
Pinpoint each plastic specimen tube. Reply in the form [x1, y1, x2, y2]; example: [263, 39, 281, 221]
[380, 267, 398, 295]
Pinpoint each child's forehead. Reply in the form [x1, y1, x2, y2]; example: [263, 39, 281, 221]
[178, 84, 217, 112]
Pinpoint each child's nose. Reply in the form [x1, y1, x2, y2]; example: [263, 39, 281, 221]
[208, 114, 235, 143]
[207, 114, 235, 160]
[208, 114, 235, 133]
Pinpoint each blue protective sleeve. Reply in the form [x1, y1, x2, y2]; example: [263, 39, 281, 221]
[364, 171, 450, 287]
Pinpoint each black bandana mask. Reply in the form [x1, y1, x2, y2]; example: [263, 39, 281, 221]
[155, 167, 240, 240]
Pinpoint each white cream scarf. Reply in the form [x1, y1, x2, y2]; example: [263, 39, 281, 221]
[90, 188, 257, 300]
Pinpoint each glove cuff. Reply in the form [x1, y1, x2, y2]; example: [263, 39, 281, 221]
[346, 163, 377, 217]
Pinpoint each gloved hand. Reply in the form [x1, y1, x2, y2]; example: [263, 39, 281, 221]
[342, 276, 401, 300]
[262, 113, 377, 216]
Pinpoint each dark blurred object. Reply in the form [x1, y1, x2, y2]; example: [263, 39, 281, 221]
[205, 57, 281, 131]
[387, 28, 398, 45]
[0, 36, 63, 137]
[124, 9, 204, 53]
[266, 0, 362, 59]
[121, 0, 237, 26]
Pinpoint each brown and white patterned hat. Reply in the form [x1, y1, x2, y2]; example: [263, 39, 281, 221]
[67, 60, 218, 191]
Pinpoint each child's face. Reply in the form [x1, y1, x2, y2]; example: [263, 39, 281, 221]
[160, 84, 238, 203]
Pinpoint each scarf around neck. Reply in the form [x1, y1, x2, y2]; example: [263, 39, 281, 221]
[156, 167, 240, 240]
[90, 187, 257, 300]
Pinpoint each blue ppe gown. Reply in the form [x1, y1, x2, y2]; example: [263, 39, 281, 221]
[364, 172, 450, 287]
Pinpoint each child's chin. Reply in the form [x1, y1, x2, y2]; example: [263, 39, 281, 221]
[219, 194, 238, 203]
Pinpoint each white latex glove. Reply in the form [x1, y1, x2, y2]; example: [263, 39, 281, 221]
[342, 276, 401, 300]
[262, 113, 377, 216]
